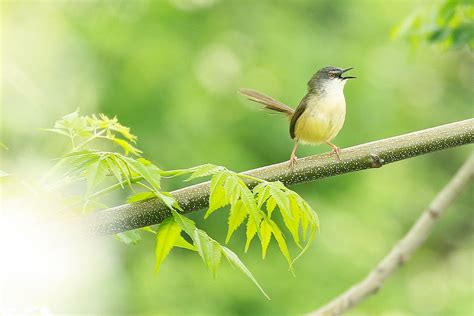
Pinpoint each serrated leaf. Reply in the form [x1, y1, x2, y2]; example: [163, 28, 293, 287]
[86, 159, 108, 196]
[172, 210, 197, 237]
[105, 157, 123, 188]
[185, 164, 225, 181]
[255, 184, 271, 209]
[245, 215, 258, 252]
[156, 191, 181, 211]
[225, 200, 247, 243]
[205, 185, 227, 218]
[209, 171, 227, 193]
[224, 175, 241, 205]
[221, 246, 270, 300]
[291, 223, 317, 268]
[260, 219, 272, 259]
[174, 236, 197, 251]
[302, 200, 320, 229]
[155, 218, 182, 273]
[123, 157, 161, 191]
[195, 231, 222, 278]
[266, 196, 276, 218]
[240, 185, 262, 240]
[114, 156, 133, 187]
[270, 186, 292, 220]
[301, 211, 309, 241]
[282, 196, 301, 247]
[268, 220, 293, 273]
[127, 191, 156, 203]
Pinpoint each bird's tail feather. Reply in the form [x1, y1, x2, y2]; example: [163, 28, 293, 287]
[239, 88, 294, 117]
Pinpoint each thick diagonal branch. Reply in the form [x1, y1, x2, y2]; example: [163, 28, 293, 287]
[86, 119, 473, 235]
[308, 154, 474, 316]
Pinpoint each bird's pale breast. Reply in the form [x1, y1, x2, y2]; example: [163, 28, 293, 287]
[294, 93, 346, 144]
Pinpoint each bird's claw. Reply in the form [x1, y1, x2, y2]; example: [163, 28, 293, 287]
[330, 146, 342, 160]
[288, 154, 298, 169]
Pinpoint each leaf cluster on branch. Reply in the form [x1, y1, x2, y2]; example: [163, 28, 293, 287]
[34, 110, 321, 297]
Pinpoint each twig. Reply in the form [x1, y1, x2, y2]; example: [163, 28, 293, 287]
[308, 154, 474, 316]
[84, 118, 473, 235]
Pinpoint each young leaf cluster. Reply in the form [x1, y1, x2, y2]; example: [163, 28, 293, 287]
[42, 110, 321, 298]
[181, 165, 320, 271]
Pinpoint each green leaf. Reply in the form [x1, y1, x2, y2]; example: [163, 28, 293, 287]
[270, 185, 292, 220]
[240, 185, 262, 240]
[127, 191, 156, 203]
[260, 219, 272, 259]
[221, 246, 270, 300]
[205, 185, 227, 218]
[224, 175, 241, 205]
[268, 219, 293, 272]
[185, 164, 225, 181]
[172, 210, 197, 237]
[155, 218, 182, 273]
[115, 230, 141, 245]
[245, 215, 258, 252]
[291, 224, 317, 268]
[86, 158, 108, 195]
[266, 196, 276, 218]
[112, 137, 142, 156]
[195, 230, 222, 278]
[225, 200, 247, 243]
[123, 157, 161, 191]
[255, 183, 271, 209]
[114, 156, 133, 187]
[156, 191, 182, 211]
[281, 196, 301, 247]
[210, 171, 227, 193]
[174, 236, 197, 251]
[301, 211, 309, 241]
[105, 156, 124, 188]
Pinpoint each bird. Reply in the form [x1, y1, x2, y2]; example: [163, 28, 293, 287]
[239, 66, 355, 167]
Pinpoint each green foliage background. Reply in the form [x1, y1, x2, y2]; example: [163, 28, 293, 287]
[1, 0, 473, 315]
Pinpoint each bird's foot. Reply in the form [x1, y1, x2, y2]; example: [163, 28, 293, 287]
[288, 154, 298, 169]
[329, 145, 342, 161]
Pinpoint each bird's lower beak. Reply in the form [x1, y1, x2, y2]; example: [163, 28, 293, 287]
[341, 67, 356, 80]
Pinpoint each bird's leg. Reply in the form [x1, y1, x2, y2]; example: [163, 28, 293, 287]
[325, 141, 341, 160]
[288, 141, 299, 168]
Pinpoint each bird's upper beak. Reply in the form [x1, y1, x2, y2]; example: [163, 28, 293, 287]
[340, 67, 356, 80]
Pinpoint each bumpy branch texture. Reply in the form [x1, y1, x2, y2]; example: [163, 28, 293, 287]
[309, 154, 474, 316]
[86, 119, 473, 235]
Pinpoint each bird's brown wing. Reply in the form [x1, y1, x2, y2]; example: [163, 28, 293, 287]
[289, 93, 310, 139]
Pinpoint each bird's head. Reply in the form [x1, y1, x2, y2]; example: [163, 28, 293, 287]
[307, 66, 356, 94]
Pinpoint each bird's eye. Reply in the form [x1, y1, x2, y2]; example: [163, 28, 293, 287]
[328, 72, 335, 79]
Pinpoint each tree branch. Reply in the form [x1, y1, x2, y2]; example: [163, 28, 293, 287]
[308, 153, 474, 316]
[85, 119, 474, 235]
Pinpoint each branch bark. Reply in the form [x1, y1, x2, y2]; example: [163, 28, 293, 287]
[85, 119, 474, 235]
[308, 154, 474, 316]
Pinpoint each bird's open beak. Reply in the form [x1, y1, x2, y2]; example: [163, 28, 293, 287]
[340, 67, 356, 80]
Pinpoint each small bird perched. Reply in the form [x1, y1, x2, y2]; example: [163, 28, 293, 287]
[240, 66, 355, 167]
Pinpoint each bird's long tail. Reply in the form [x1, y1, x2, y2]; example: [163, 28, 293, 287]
[239, 88, 294, 117]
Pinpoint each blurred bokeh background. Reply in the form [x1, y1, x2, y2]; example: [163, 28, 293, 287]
[1, 0, 473, 315]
